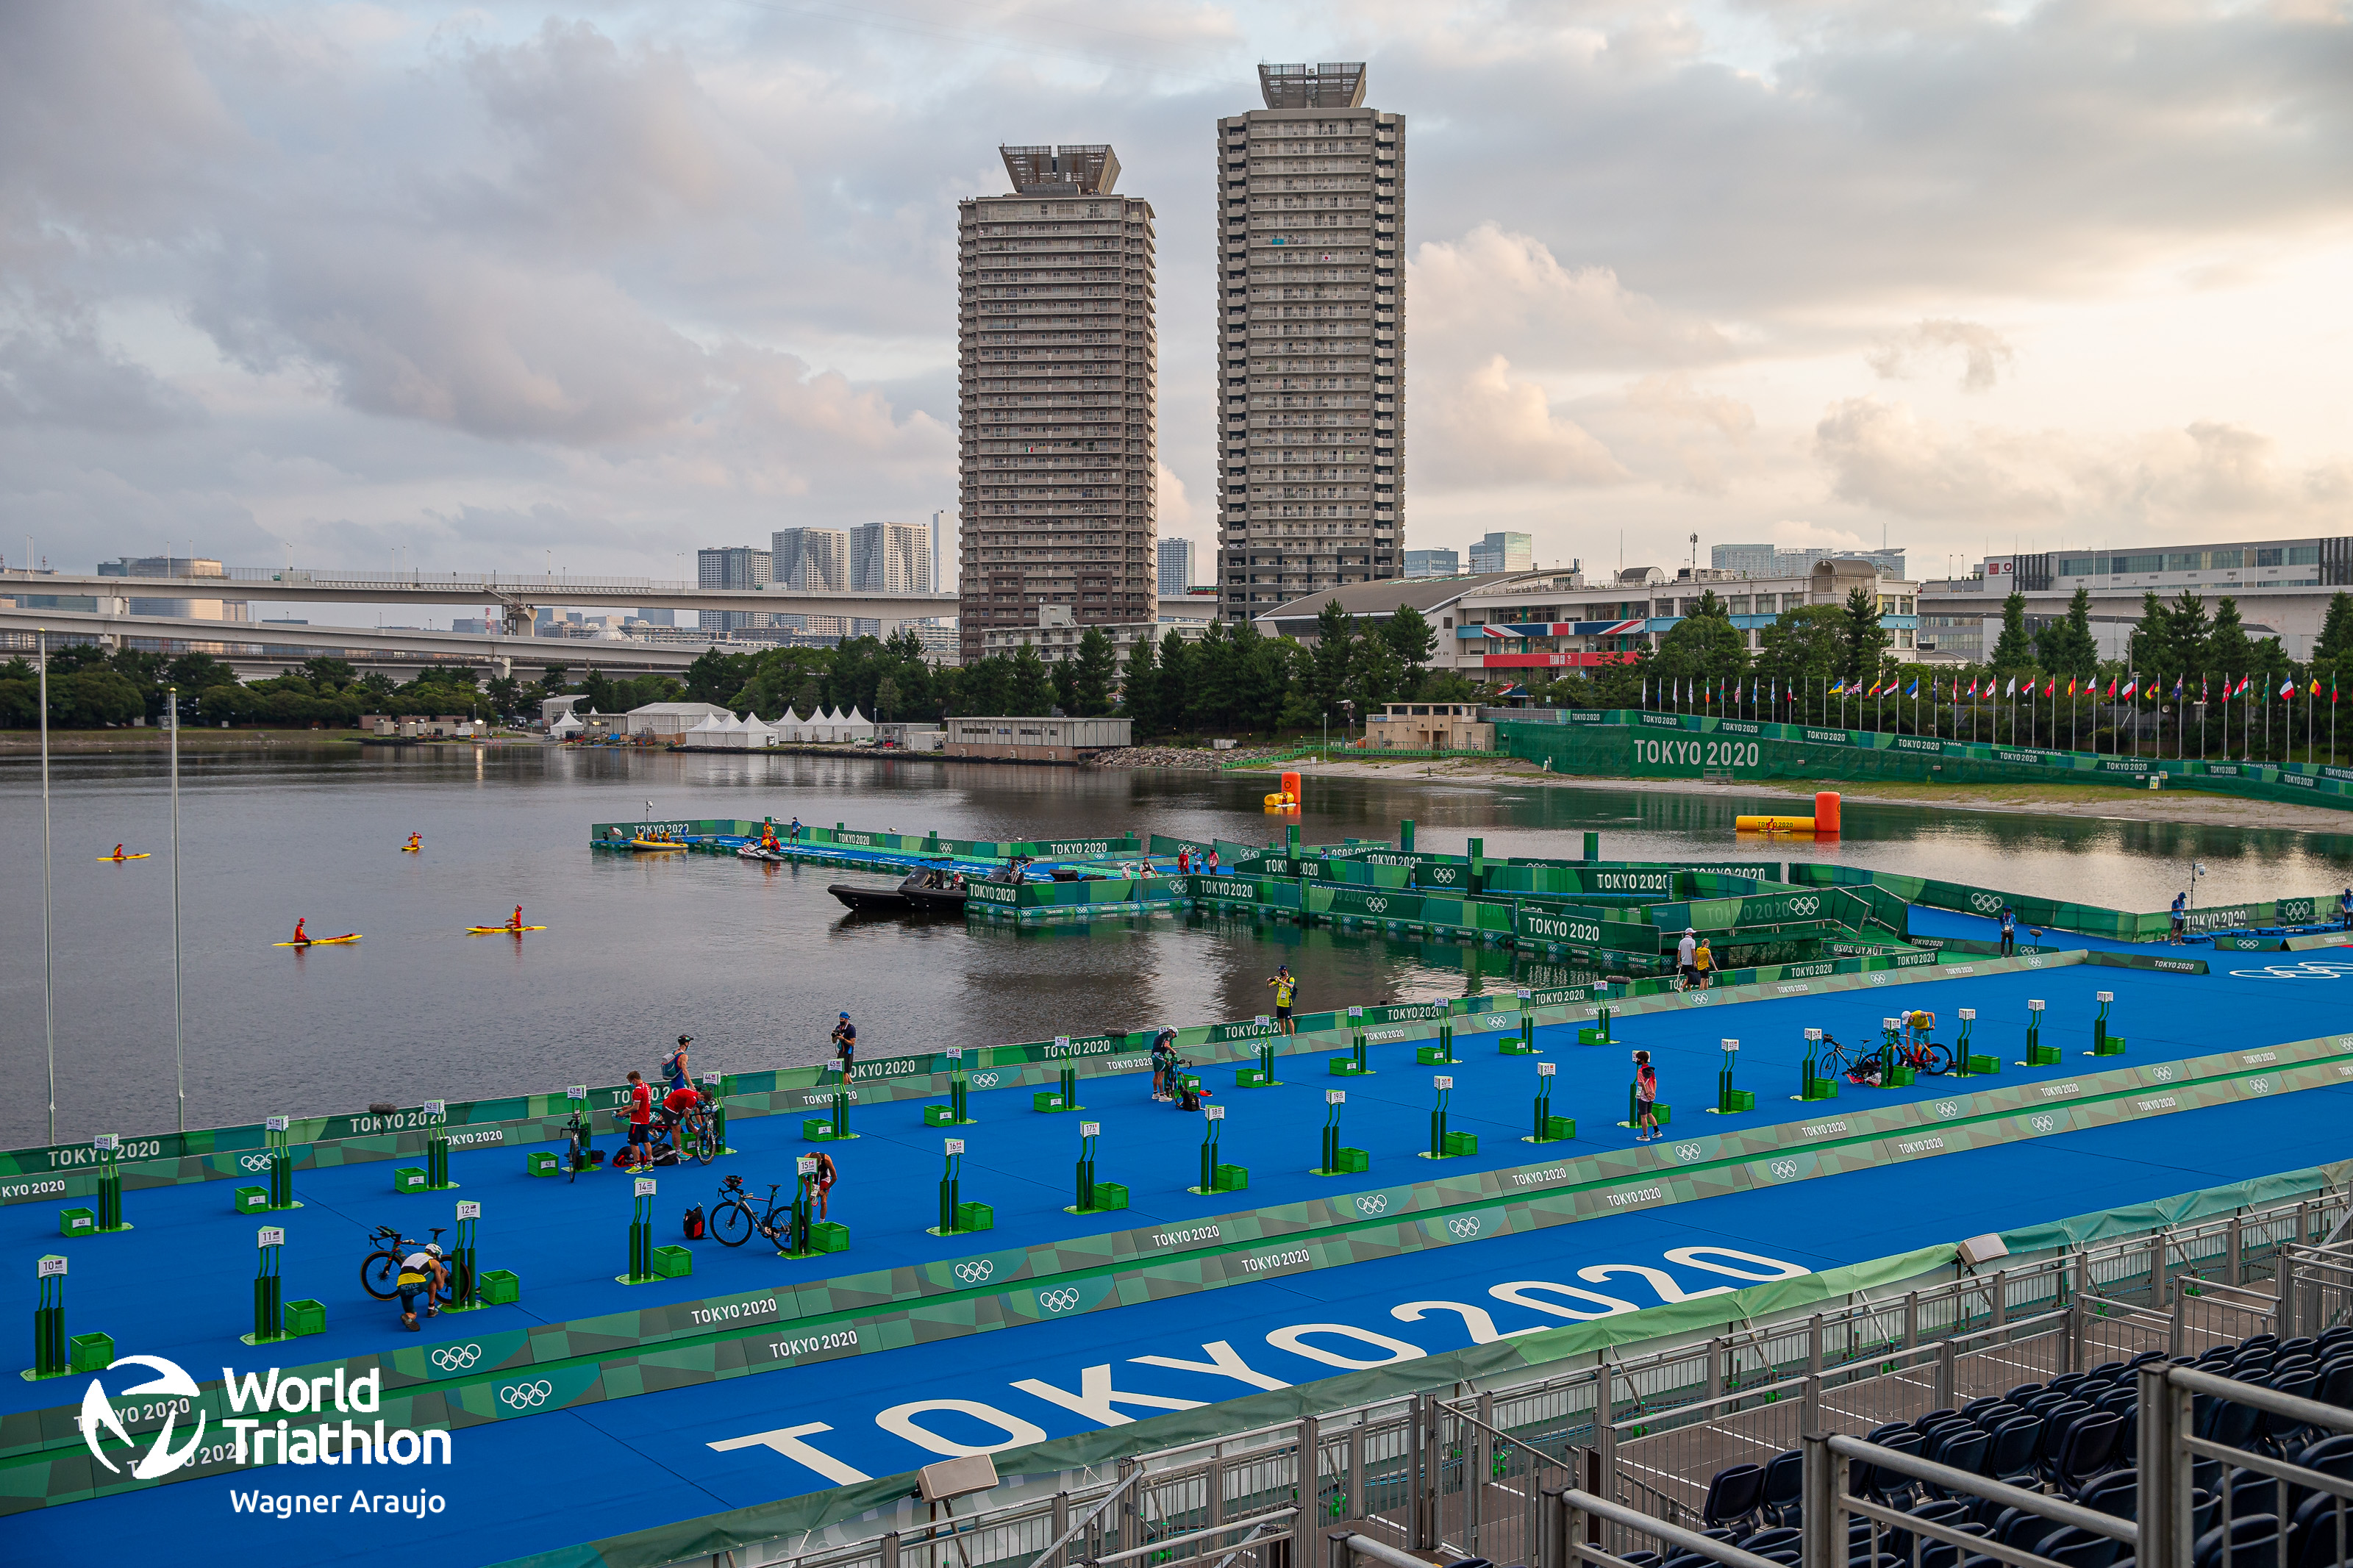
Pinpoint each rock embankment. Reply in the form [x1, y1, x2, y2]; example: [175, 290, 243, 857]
[1091, 744, 1302, 770]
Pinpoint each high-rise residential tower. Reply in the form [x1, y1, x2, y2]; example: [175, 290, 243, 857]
[1215, 62, 1404, 622]
[957, 143, 1158, 662]
[696, 545, 770, 632]
[1157, 537, 1196, 595]
[770, 527, 849, 591]
[848, 520, 934, 592]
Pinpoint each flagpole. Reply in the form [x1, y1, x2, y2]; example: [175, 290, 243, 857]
[40, 629, 56, 1143]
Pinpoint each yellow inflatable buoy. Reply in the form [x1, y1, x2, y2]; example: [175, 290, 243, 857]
[1735, 815, 1817, 833]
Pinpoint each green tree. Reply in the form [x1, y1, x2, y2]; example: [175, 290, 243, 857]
[684, 648, 754, 705]
[1121, 633, 1160, 732]
[2032, 587, 2099, 676]
[2206, 597, 2253, 682]
[1379, 605, 1436, 688]
[1008, 645, 1053, 714]
[1652, 589, 1749, 690]
[872, 675, 902, 721]
[1348, 625, 1406, 715]
[1158, 629, 1198, 733]
[1988, 589, 2035, 671]
[1189, 621, 1237, 731]
[1307, 600, 1357, 719]
[1841, 586, 1893, 684]
[1070, 626, 1117, 716]
[301, 656, 358, 690]
[2318, 592, 2353, 664]
[1756, 604, 1849, 723]
[1050, 657, 1079, 715]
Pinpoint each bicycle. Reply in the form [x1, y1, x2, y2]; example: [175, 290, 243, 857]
[615, 1091, 718, 1170]
[359, 1225, 448, 1302]
[1813, 1031, 1862, 1081]
[710, 1175, 801, 1249]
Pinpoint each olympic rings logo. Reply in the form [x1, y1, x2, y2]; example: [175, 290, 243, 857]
[1674, 1142, 1704, 1161]
[971, 1072, 1001, 1088]
[1970, 893, 2002, 913]
[1868, 975, 1889, 986]
[953, 1259, 994, 1284]
[1934, 1101, 1962, 1118]
[239, 1153, 272, 1171]
[2247, 1077, 2272, 1095]
[430, 1344, 483, 1372]
[1037, 1288, 1081, 1314]
[2151, 1064, 2176, 1081]
[1768, 1159, 1800, 1180]
[1354, 1195, 1388, 1215]
[1786, 897, 1820, 916]
[1365, 898, 1388, 913]
[1446, 1216, 1482, 1238]
[2029, 1114, 2055, 1133]
[498, 1380, 553, 1410]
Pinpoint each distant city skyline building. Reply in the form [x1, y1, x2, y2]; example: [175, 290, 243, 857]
[770, 527, 849, 592]
[849, 520, 934, 592]
[1402, 547, 1460, 579]
[957, 142, 1159, 662]
[1215, 61, 1405, 621]
[1712, 542, 1907, 579]
[695, 545, 770, 632]
[95, 554, 247, 620]
[1157, 537, 1196, 595]
[1466, 531, 1532, 575]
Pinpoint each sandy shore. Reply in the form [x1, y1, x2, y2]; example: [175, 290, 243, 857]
[1226, 752, 2353, 834]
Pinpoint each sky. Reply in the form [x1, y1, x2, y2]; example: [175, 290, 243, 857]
[3, 0, 2350, 593]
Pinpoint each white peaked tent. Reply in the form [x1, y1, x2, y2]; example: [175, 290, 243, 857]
[741, 714, 779, 748]
[775, 708, 802, 743]
[683, 713, 727, 746]
[807, 706, 836, 742]
[835, 705, 875, 742]
[550, 712, 585, 738]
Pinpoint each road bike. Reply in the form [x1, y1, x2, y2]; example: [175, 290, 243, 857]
[710, 1175, 796, 1248]
[359, 1225, 449, 1302]
[1813, 1031, 1863, 1081]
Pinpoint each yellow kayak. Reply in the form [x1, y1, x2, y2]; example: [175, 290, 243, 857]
[467, 925, 549, 934]
[273, 934, 362, 947]
[99, 853, 153, 862]
[630, 839, 688, 851]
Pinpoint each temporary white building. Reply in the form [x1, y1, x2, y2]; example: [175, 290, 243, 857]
[682, 713, 728, 747]
[550, 712, 585, 738]
[835, 706, 876, 742]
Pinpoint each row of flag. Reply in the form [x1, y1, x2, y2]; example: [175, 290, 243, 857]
[1648, 674, 2340, 704]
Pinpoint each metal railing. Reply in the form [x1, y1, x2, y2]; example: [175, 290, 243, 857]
[674, 1185, 2344, 1568]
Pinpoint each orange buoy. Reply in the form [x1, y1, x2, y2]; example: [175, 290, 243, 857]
[1814, 791, 1842, 836]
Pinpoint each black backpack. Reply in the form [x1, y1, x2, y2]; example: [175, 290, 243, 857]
[682, 1204, 705, 1240]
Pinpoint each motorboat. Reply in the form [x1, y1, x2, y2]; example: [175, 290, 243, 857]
[832, 863, 970, 915]
[828, 876, 913, 913]
[737, 844, 784, 863]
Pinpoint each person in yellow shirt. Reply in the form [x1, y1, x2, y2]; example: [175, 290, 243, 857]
[1693, 937, 1714, 991]
[1267, 965, 1299, 1035]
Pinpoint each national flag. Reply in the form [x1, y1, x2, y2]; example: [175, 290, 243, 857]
[2068, 677, 2078, 696]
[2281, 677, 2297, 699]
[2005, 678, 2016, 697]
[2104, 678, 2116, 698]
[2200, 677, 2209, 703]
[2311, 677, 2323, 698]
[2173, 676, 2183, 698]
[1829, 679, 1845, 696]
[1905, 678, 1918, 698]
[2044, 677, 2056, 698]
[2121, 677, 2136, 700]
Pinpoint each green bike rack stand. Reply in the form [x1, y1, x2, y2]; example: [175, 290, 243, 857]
[1416, 1023, 1457, 1067]
[443, 1201, 487, 1311]
[244, 1225, 289, 1344]
[1880, 1018, 1917, 1087]
[1068, 1121, 1132, 1212]
[1799, 1028, 1840, 1100]
[929, 1140, 992, 1235]
[1713, 1039, 1754, 1114]
[2023, 999, 2059, 1066]
[1185, 1109, 1242, 1194]
[1954, 1008, 1999, 1075]
[775, 1156, 823, 1258]
[1424, 1075, 1477, 1158]
[1528, 1059, 1574, 1142]
[704, 1073, 738, 1154]
[1313, 1089, 1368, 1176]
[261, 1115, 301, 1211]
[1236, 1032, 1282, 1088]
[1578, 1007, 1614, 1046]
[925, 1050, 978, 1127]
[1500, 990, 1538, 1055]
[806, 1087, 854, 1142]
[2090, 991, 2127, 1056]
[26, 1255, 71, 1381]
[565, 1086, 597, 1175]
[414, 1100, 457, 1190]
[85, 1135, 130, 1234]
[1622, 1084, 1671, 1128]
[1331, 1007, 1372, 1075]
[619, 1178, 658, 1284]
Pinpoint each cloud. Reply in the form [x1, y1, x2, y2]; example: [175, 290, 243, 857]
[1813, 397, 2353, 534]
[1866, 320, 2015, 391]
[1410, 224, 1733, 373]
[1421, 356, 1631, 489]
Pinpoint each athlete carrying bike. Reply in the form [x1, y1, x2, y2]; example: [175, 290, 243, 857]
[396, 1242, 447, 1331]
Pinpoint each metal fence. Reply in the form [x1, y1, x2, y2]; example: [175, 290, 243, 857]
[682, 1185, 2346, 1568]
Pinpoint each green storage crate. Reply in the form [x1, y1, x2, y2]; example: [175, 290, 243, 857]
[803, 1117, 843, 1140]
[1719, 1089, 1756, 1113]
[1235, 1068, 1271, 1087]
[69, 1332, 115, 1373]
[650, 1245, 693, 1279]
[393, 1166, 427, 1193]
[1540, 1114, 1577, 1141]
[234, 1185, 269, 1214]
[1032, 1091, 1068, 1112]
[1577, 1026, 1613, 1045]
[1646, 1103, 1672, 1126]
[1802, 1077, 1840, 1101]
[526, 1150, 560, 1177]
[810, 1221, 851, 1252]
[1499, 1039, 1535, 1056]
[1177, 1074, 1202, 1093]
[1335, 1147, 1369, 1174]
[479, 1269, 521, 1305]
[954, 1201, 994, 1234]
[1883, 1063, 1916, 1088]
[923, 1105, 961, 1127]
[2027, 1044, 2062, 1067]
[60, 1207, 94, 1238]
[1415, 1045, 1454, 1066]
[1089, 1183, 1130, 1211]
[282, 1299, 326, 1338]
[1440, 1130, 1479, 1157]
[1965, 1053, 2002, 1075]
[1213, 1164, 1250, 1192]
[2093, 1036, 2127, 1056]
[1329, 1057, 1367, 1075]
